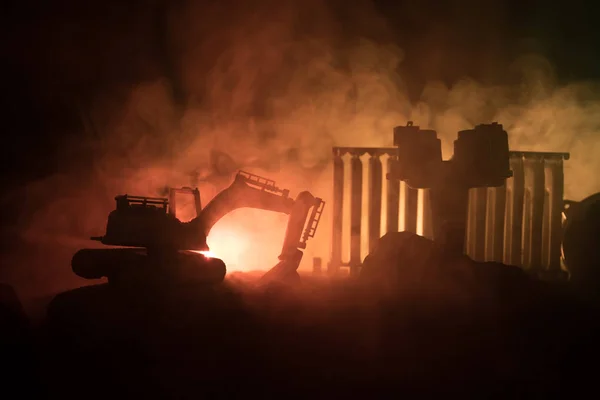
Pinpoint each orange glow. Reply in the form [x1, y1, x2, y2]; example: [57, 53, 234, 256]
[206, 208, 287, 272]
[196, 250, 216, 258]
[165, 167, 331, 272]
[416, 189, 424, 236]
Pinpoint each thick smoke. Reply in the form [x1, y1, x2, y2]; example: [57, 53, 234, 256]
[3, 0, 599, 301]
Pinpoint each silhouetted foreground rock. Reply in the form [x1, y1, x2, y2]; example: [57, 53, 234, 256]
[361, 231, 542, 308]
[0, 283, 42, 395]
[563, 192, 600, 299]
[36, 234, 600, 397]
[359, 232, 600, 392]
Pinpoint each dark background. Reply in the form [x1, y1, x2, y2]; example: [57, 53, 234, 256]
[2, 0, 599, 191]
[2, 5, 600, 394]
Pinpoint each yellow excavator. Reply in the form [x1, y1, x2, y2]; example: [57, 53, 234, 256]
[71, 170, 325, 286]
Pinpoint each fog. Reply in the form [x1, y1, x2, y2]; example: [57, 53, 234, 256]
[2, 0, 599, 300]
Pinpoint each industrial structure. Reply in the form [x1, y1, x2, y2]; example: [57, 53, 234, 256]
[328, 138, 569, 280]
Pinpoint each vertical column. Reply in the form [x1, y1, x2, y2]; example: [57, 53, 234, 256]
[429, 186, 470, 255]
[467, 187, 488, 261]
[350, 154, 363, 275]
[313, 257, 322, 275]
[368, 155, 383, 252]
[541, 187, 551, 270]
[543, 158, 565, 274]
[522, 156, 546, 270]
[329, 150, 344, 275]
[485, 185, 507, 263]
[404, 185, 419, 233]
[504, 156, 525, 266]
[386, 156, 400, 233]
[421, 189, 434, 239]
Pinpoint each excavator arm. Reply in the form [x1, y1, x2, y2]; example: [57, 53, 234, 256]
[261, 189, 325, 284]
[187, 171, 296, 237]
[185, 171, 325, 281]
[278, 191, 324, 259]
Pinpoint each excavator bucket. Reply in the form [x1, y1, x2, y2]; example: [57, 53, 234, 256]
[262, 195, 326, 286]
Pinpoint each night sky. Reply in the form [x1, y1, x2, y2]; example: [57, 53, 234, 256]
[3, 0, 600, 189]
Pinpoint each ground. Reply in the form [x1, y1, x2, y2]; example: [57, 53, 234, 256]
[2, 233, 600, 398]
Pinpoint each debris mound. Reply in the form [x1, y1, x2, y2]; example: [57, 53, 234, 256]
[360, 231, 535, 308]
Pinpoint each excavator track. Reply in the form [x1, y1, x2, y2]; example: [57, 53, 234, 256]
[72, 248, 226, 285]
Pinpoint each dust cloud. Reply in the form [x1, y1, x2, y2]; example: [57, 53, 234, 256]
[3, 0, 599, 300]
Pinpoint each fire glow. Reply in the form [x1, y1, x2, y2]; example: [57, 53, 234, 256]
[203, 209, 287, 272]
[196, 250, 216, 259]
[171, 184, 290, 272]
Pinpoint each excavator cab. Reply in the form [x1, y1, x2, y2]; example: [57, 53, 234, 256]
[91, 190, 208, 252]
[168, 187, 202, 219]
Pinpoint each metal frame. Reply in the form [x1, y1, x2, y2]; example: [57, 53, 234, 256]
[328, 147, 570, 279]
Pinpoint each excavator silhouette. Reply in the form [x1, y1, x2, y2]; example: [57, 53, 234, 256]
[71, 170, 325, 286]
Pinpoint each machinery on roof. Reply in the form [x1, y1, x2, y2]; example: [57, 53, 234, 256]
[386, 121, 513, 257]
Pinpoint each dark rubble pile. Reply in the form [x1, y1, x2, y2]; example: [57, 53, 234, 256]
[359, 232, 600, 392]
[360, 231, 545, 310]
[0, 284, 40, 395]
[2, 234, 600, 397]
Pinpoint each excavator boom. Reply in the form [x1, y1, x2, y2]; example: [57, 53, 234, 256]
[185, 170, 325, 281]
[188, 171, 296, 237]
